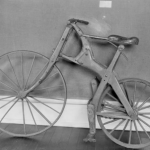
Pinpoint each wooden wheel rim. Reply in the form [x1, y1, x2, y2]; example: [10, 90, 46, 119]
[0, 50, 67, 137]
[97, 78, 150, 149]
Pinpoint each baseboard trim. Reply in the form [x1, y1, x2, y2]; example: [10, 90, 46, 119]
[0, 97, 149, 131]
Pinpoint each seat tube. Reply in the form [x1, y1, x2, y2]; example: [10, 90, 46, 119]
[107, 45, 124, 72]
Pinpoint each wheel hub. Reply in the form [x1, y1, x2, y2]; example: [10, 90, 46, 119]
[17, 91, 27, 99]
[130, 108, 138, 121]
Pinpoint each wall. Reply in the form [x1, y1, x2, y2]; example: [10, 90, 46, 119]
[0, 0, 150, 100]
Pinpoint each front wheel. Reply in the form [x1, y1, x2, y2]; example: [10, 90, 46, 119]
[97, 78, 150, 149]
[0, 50, 67, 137]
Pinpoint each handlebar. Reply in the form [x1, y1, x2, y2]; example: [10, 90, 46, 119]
[69, 18, 89, 25]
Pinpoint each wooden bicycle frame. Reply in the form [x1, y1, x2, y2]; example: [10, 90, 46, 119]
[25, 21, 136, 119]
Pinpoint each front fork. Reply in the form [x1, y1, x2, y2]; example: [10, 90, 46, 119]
[83, 78, 99, 142]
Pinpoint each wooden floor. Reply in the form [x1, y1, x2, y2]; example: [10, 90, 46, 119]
[0, 124, 149, 150]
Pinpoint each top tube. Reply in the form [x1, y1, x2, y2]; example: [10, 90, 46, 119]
[68, 20, 118, 50]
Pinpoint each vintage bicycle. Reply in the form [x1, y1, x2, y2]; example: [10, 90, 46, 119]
[0, 18, 149, 149]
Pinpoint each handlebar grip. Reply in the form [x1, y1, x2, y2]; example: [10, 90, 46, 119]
[69, 18, 89, 25]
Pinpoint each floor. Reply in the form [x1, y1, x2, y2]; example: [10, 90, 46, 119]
[0, 124, 149, 150]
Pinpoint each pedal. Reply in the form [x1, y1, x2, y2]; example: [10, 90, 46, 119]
[83, 133, 96, 143]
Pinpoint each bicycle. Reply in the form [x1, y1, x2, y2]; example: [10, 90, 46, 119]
[0, 18, 149, 149]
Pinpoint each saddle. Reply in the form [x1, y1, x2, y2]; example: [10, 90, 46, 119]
[108, 35, 139, 45]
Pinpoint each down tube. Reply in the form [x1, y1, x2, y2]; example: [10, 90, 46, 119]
[109, 75, 134, 116]
[77, 50, 104, 79]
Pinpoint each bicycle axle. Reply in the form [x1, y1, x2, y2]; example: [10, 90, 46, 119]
[17, 91, 28, 99]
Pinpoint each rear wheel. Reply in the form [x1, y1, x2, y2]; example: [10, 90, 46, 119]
[97, 78, 150, 149]
[0, 50, 67, 137]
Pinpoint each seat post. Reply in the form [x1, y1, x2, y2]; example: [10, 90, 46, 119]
[107, 45, 125, 72]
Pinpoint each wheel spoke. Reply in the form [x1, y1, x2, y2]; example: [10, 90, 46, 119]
[26, 98, 52, 125]
[26, 99, 38, 131]
[139, 104, 150, 111]
[34, 85, 64, 91]
[0, 80, 18, 94]
[0, 96, 13, 101]
[109, 119, 125, 135]
[24, 55, 36, 89]
[40, 71, 59, 84]
[122, 82, 132, 105]
[0, 69, 20, 90]
[133, 120, 141, 144]
[118, 119, 129, 140]
[139, 114, 150, 120]
[134, 84, 147, 107]
[0, 97, 16, 109]
[49, 72, 59, 78]
[29, 95, 65, 102]
[137, 119, 150, 140]
[29, 96, 60, 114]
[129, 121, 132, 144]
[0, 98, 19, 123]
[21, 52, 24, 89]
[103, 106, 121, 113]
[107, 93, 119, 102]
[0, 89, 16, 92]
[138, 117, 150, 128]
[22, 100, 26, 134]
[138, 96, 150, 110]
[122, 82, 129, 99]
[103, 118, 119, 126]
[30, 61, 49, 87]
[133, 81, 137, 104]
[139, 112, 150, 115]
[104, 102, 125, 112]
[7, 54, 21, 89]
[98, 111, 130, 119]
